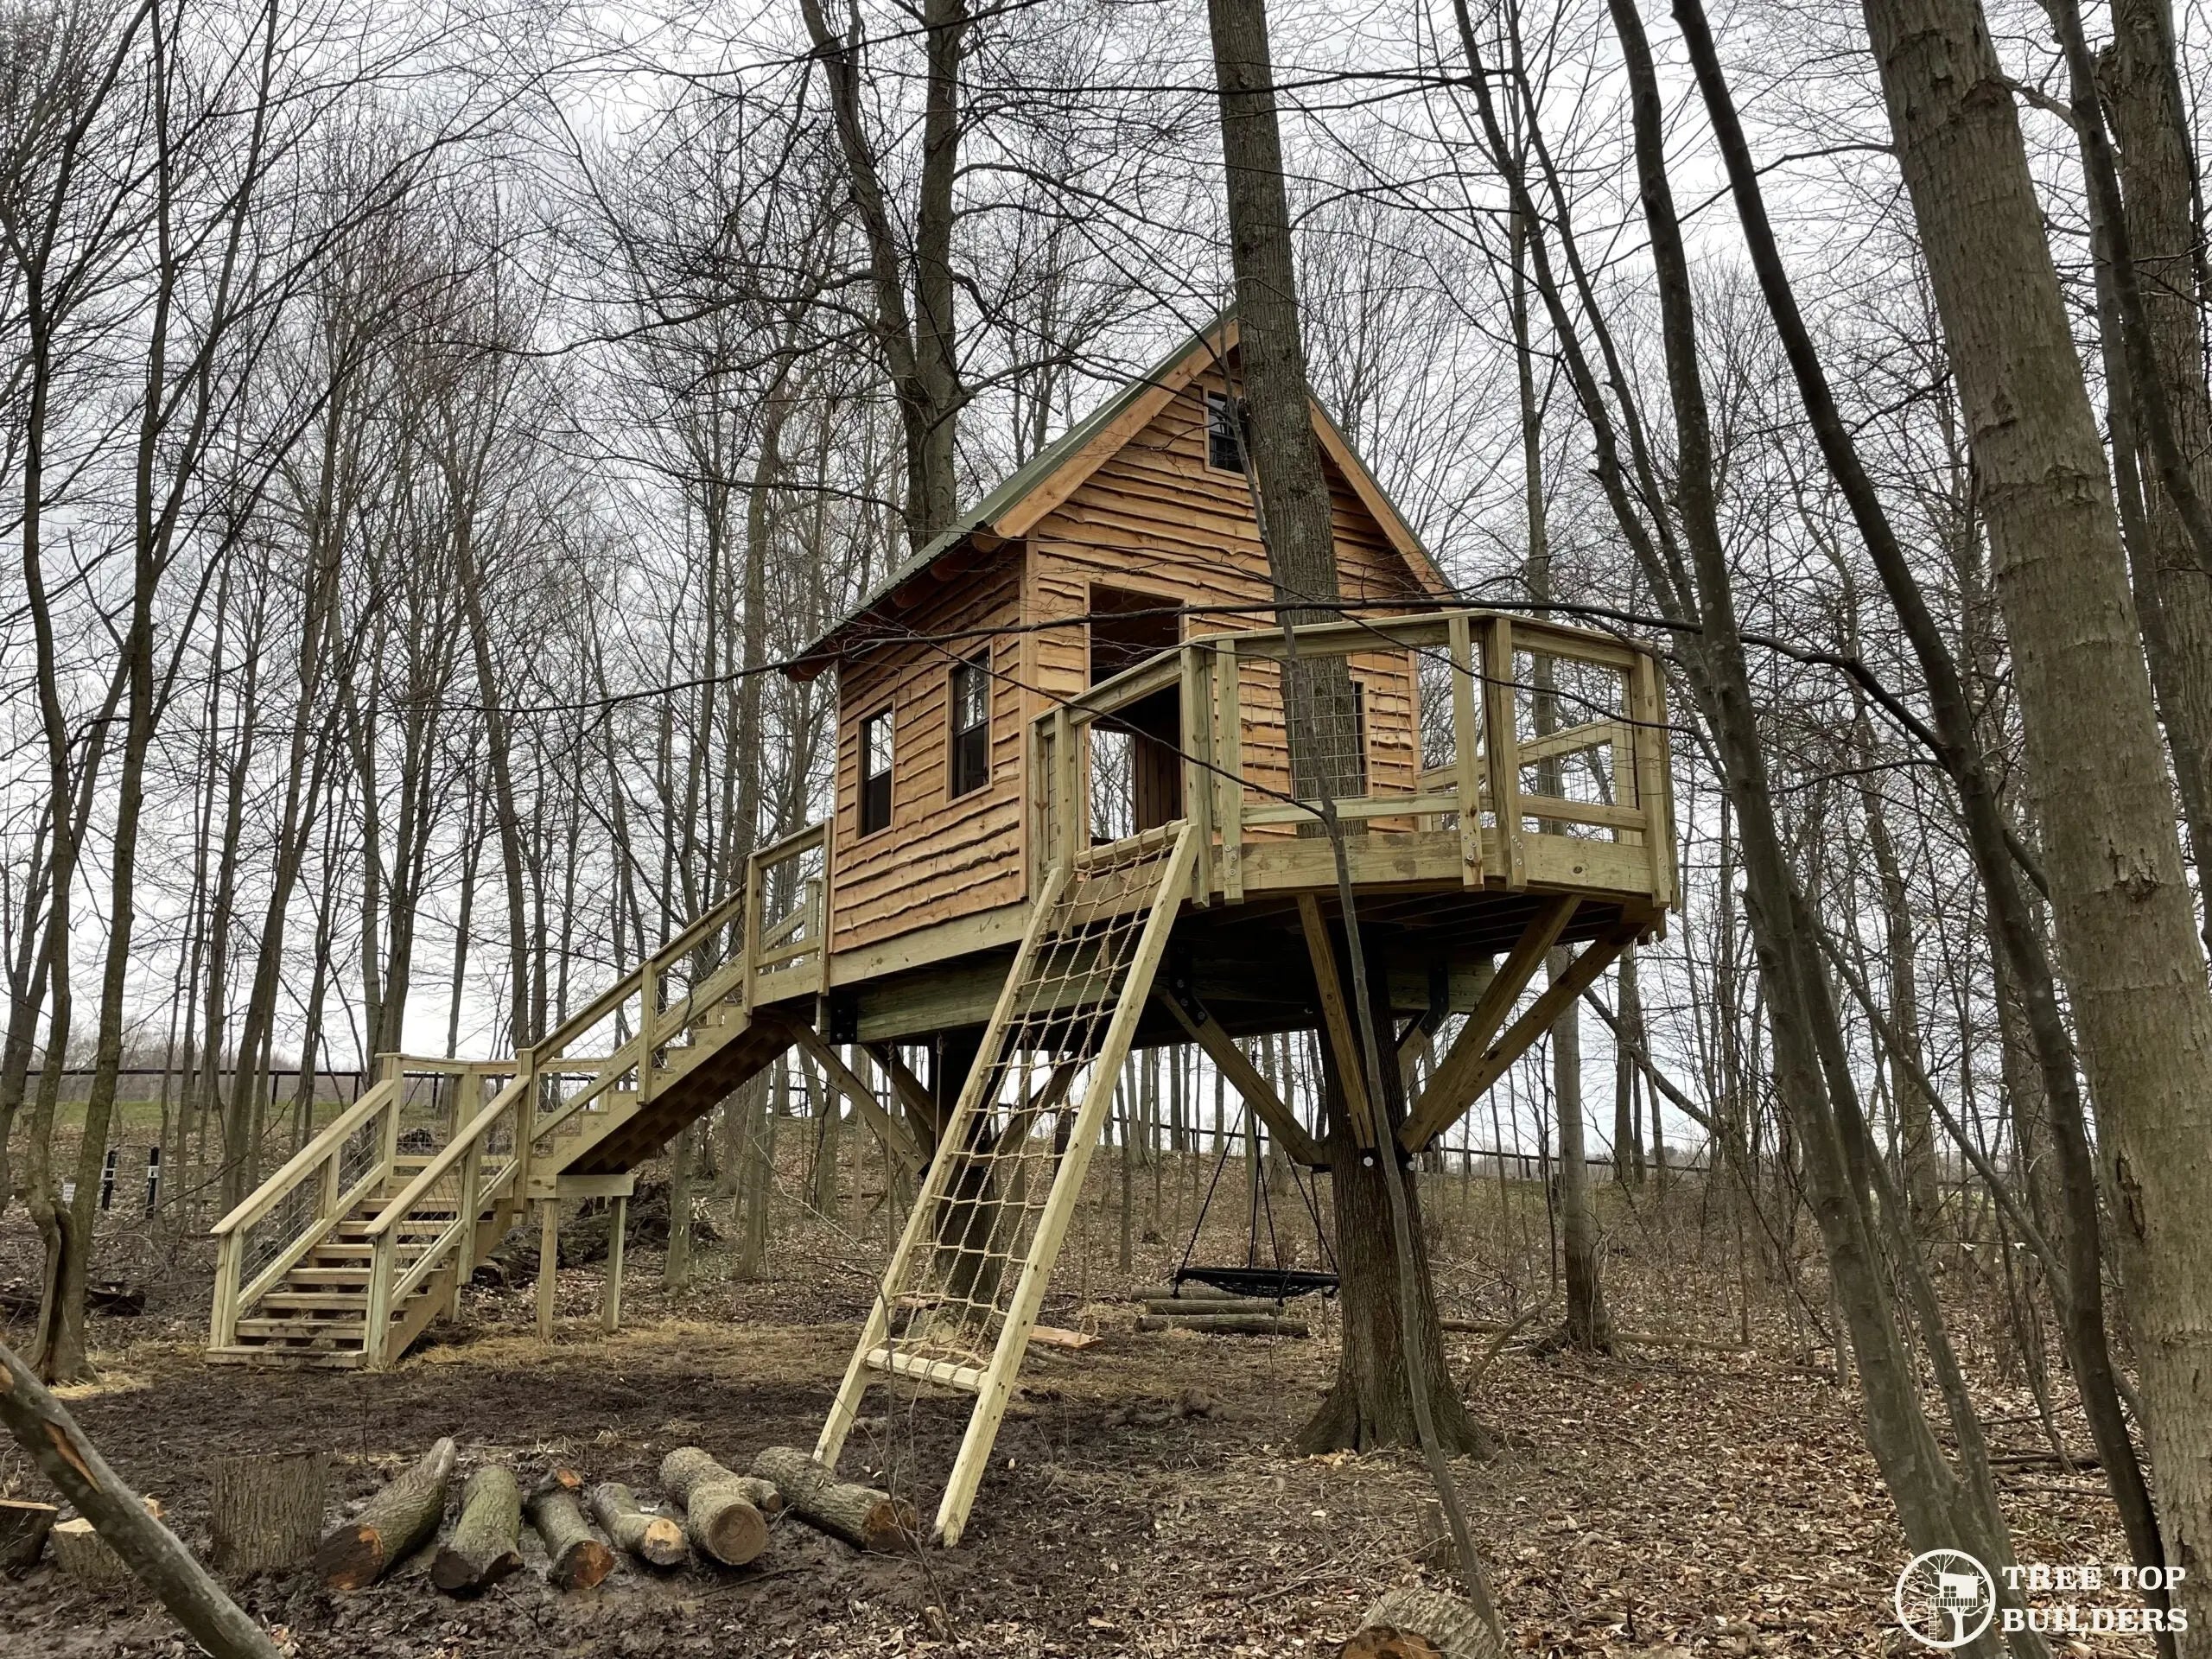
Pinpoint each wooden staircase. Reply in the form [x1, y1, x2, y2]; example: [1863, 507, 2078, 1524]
[209, 827, 827, 1370]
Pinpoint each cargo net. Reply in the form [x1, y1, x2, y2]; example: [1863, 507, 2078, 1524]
[868, 824, 1190, 1391]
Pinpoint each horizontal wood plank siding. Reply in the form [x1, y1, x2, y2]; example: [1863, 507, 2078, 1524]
[824, 362, 1445, 958]
[830, 555, 1028, 953]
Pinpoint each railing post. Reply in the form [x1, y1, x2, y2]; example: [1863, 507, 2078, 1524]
[452, 1132, 483, 1324]
[639, 957, 660, 1108]
[375, 1056, 404, 1180]
[1052, 706, 1078, 859]
[512, 1045, 537, 1201]
[1179, 645, 1215, 903]
[364, 1230, 395, 1370]
[210, 1232, 241, 1350]
[1216, 637, 1243, 904]
[1446, 612, 1484, 888]
[1630, 652, 1677, 908]
[740, 850, 764, 1014]
[1482, 615, 1526, 889]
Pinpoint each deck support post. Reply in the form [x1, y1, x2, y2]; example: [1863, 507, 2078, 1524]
[601, 1195, 626, 1335]
[536, 1198, 559, 1340]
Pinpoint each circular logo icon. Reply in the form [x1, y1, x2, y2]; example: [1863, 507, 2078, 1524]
[1895, 1549, 1998, 1649]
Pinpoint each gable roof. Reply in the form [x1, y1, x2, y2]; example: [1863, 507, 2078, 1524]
[791, 312, 1452, 674]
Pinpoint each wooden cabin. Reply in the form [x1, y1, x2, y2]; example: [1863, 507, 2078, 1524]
[207, 316, 1676, 1522]
[777, 315, 1674, 1060]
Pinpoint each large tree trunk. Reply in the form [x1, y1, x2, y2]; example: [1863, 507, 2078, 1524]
[2100, 0, 2212, 946]
[1865, 0, 2212, 1620]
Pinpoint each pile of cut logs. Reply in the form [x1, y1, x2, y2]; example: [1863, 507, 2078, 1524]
[20, 1438, 918, 1596]
[313, 1440, 918, 1595]
[1129, 1282, 1316, 1338]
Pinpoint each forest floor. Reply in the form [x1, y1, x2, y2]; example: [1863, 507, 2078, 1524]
[0, 1173, 2152, 1658]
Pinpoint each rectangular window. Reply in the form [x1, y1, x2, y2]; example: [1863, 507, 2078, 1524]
[860, 706, 893, 835]
[1205, 390, 1243, 473]
[950, 652, 991, 798]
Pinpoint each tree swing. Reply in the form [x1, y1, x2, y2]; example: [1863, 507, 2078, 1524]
[1169, 1101, 1339, 1302]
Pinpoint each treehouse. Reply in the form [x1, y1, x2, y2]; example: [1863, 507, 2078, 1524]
[207, 315, 1676, 1547]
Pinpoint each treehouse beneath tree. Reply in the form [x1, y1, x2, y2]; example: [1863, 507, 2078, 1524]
[207, 314, 1675, 1544]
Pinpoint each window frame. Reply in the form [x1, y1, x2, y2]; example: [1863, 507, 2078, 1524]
[858, 703, 895, 837]
[1204, 389, 1244, 475]
[948, 650, 992, 799]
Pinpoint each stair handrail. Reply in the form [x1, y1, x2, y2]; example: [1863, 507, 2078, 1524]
[358, 1071, 532, 1367]
[208, 1073, 402, 1348]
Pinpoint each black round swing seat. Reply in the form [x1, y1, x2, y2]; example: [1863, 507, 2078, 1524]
[1170, 1265, 1339, 1300]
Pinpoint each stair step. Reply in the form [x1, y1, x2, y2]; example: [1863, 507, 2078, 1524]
[259, 1291, 368, 1311]
[236, 1315, 366, 1338]
[207, 1344, 364, 1370]
[289, 1267, 371, 1284]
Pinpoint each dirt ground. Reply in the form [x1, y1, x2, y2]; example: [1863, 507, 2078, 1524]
[0, 1176, 2151, 1658]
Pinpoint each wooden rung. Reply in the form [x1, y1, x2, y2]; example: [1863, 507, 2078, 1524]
[864, 1347, 984, 1393]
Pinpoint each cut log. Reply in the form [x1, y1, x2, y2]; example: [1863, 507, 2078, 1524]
[313, 1438, 456, 1591]
[1342, 1586, 1508, 1659]
[0, 1499, 58, 1575]
[210, 1451, 327, 1575]
[750, 1446, 917, 1553]
[1134, 1313, 1309, 1338]
[524, 1473, 614, 1591]
[656, 1447, 769, 1567]
[588, 1483, 686, 1569]
[431, 1466, 523, 1595]
[1129, 1282, 1243, 1302]
[1139, 1297, 1291, 1318]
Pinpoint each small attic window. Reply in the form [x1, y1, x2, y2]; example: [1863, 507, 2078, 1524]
[1205, 391, 1243, 474]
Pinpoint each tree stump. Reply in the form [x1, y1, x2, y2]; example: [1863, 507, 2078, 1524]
[1342, 1586, 1508, 1659]
[210, 1450, 327, 1574]
[0, 1500, 57, 1575]
[750, 1446, 917, 1553]
[657, 1448, 770, 1567]
[313, 1438, 456, 1590]
[588, 1483, 686, 1569]
[431, 1465, 523, 1595]
[524, 1472, 613, 1591]
[52, 1517, 132, 1588]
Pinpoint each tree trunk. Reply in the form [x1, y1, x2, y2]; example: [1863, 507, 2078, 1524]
[0, 1500, 57, 1574]
[0, 1338, 277, 1656]
[431, 1465, 523, 1595]
[1865, 0, 2212, 1621]
[1547, 947, 1611, 1351]
[664, 1122, 694, 1291]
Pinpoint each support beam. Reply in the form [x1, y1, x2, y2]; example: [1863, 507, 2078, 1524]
[1413, 895, 1577, 1128]
[1402, 924, 1637, 1151]
[864, 1042, 944, 1141]
[1163, 997, 1325, 1166]
[536, 1199, 558, 1340]
[1295, 895, 1374, 1144]
[601, 1194, 626, 1335]
[785, 1023, 922, 1173]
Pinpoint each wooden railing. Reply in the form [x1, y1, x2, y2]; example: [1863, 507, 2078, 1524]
[1032, 608, 1675, 907]
[209, 841, 824, 1363]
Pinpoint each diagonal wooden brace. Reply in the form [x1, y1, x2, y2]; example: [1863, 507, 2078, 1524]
[1410, 894, 1579, 1130]
[1401, 921, 1637, 1153]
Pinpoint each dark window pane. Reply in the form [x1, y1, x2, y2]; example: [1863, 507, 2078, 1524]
[1206, 391, 1242, 473]
[861, 708, 893, 833]
[950, 653, 990, 797]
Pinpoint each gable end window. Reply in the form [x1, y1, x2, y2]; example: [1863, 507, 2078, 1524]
[1205, 390, 1243, 474]
[860, 706, 894, 835]
[950, 652, 992, 798]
